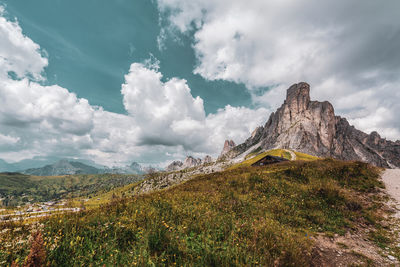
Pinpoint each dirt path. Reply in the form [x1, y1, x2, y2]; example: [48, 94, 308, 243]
[382, 169, 400, 217]
[311, 169, 400, 266]
[285, 149, 297, 160]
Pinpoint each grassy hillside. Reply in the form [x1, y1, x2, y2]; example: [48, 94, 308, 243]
[70, 182, 141, 210]
[294, 151, 319, 161]
[0, 173, 143, 206]
[0, 173, 35, 195]
[230, 149, 318, 170]
[1, 159, 395, 266]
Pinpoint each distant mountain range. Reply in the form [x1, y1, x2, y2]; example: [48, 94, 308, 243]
[0, 158, 147, 176]
[0, 157, 106, 173]
[22, 160, 103, 176]
[0, 158, 54, 173]
[103, 162, 147, 175]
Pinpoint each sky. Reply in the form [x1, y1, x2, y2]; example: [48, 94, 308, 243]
[0, 0, 399, 167]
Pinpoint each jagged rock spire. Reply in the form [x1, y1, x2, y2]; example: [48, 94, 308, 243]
[229, 82, 400, 168]
[285, 82, 311, 113]
[220, 140, 236, 157]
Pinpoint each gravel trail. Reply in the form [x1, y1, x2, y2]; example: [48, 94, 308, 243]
[382, 169, 400, 217]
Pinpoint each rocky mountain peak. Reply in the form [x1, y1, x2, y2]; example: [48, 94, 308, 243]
[166, 155, 211, 172]
[367, 131, 382, 145]
[130, 162, 141, 169]
[22, 160, 102, 176]
[183, 156, 202, 168]
[285, 82, 311, 113]
[165, 161, 183, 172]
[220, 140, 236, 157]
[230, 82, 400, 168]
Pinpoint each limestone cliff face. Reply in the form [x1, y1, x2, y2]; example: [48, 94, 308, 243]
[234, 82, 400, 168]
[219, 140, 236, 159]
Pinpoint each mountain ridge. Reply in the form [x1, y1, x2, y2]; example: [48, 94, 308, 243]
[22, 160, 104, 176]
[165, 155, 214, 172]
[228, 82, 400, 168]
[21, 160, 146, 176]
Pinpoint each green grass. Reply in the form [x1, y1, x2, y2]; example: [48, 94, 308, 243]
[231, 149, 319, 170]
[0, 173, 35, 194]
[72, 181, 142, 209]
[0, 172, 143, 206]
[229, 149, 297, 169]
[0, 159, 388, 266]
[294, 151, 319, 161]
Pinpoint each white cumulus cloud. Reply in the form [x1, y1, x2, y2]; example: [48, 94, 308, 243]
[120, 62, 268, 154]
[0, 8, 268, 166]
[0, 15, 48, 80]
[158, 0, 400, 141]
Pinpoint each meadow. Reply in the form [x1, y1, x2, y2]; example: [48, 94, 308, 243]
[0, 159, 397, 266]
[0, 172, 143, 207]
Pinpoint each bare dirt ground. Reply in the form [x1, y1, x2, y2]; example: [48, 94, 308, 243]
[382, 169, 400, 218]
[311, 224, 399, 266]
[310, 169, 400, 266]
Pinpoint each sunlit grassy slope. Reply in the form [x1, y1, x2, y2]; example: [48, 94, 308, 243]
[294, 151, 319, 161]
[71, 182, 141, 209]
[0, 159, 387, 266]
[0, 172, 143, 206]
[0, 173, 35, 195]
[77, 149, 316, 209]
[230, 149, 318, 170]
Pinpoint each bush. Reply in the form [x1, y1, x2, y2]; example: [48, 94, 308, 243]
[25, 231, 46, 267]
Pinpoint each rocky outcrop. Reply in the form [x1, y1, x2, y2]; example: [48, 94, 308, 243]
[166, 161, 183, 172]
[203, 155, 213, 164]
[233, 82, 400, 168]
[219, 140, 236, 159]
[183, 156, 202, 169]
[166, 155, 214, 172]
[134, 163, 225, 195]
